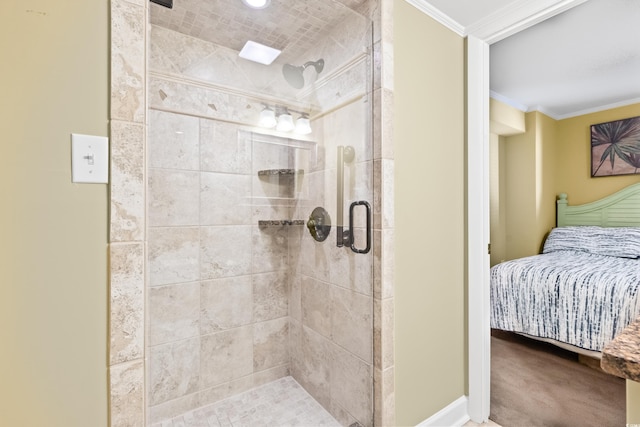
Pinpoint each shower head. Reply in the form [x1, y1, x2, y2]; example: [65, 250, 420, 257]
[282, 59, 325, 89]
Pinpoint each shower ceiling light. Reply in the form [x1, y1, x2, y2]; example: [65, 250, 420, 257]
[239, 41, 281, 65]
[294, 115, 312, 135]
[276, 112, 295, 132]
[241, 0, 271, 10]
[259, 107, 277, 128]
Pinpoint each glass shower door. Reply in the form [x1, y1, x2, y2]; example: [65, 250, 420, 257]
[287, 30, 375, 423]
[147, 0, 375, 425]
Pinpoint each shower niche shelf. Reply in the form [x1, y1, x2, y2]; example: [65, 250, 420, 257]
[257, 169, 304, 177]
[258, 219, 305, 227]
[255, 170, 306, 228]
[252, 135, 311, 226]
[257, 168, 305, 200]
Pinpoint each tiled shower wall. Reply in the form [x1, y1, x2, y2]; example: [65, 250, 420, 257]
[108, 0, 396, 425]
[147, 112, 292, 421]
[289, 100, 374, 426]
[146, 17, 375, 423]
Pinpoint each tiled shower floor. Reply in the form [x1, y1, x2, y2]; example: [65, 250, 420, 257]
[152, 376, 341, 427]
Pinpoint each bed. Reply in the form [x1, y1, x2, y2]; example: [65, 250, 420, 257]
[490, 183, 640, 358]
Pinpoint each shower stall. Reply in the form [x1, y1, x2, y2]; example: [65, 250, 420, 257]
[144, 0, 377, 425]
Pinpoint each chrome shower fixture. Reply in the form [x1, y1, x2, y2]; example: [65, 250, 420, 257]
[282, 59, 325, 89]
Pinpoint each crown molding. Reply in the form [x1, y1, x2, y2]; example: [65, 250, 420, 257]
[467, 0, 590, 44]
[490, 90, 640, 121]
[553, 97, 640, 120]
[402, 0, 465, 37]
[489, 91, 528, 113]
[405, 0, 589, 44]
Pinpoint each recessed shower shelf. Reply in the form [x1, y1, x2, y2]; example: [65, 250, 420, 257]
[258, 220, 305, 227]
[257, 169, 304, 177]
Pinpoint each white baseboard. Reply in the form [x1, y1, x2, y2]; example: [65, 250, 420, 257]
[416, 395, 470, 427]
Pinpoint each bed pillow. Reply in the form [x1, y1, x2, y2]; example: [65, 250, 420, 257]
[542, 225, 640, 259]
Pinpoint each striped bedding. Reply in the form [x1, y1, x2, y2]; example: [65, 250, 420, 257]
[490, 250, 640, 352]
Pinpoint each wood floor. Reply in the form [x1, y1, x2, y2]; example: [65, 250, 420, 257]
[489, 330, 625, 427]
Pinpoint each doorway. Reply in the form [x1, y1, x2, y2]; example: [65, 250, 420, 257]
[465, 0, 591, 422]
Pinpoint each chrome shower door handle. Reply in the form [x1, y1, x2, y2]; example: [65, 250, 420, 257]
[349, 200, 371, 254]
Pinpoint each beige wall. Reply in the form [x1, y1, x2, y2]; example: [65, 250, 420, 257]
[490, 99, 525, 265]
[555, 103, 640, 205]
[394, 1, 465, 424]
[489, 133, 507, 265]
[503, 113, 540, 258]
[535, 112, 557, 251]
[0, 0, 109, 426]
[502, 114, 536, 258]
[497, 111, 557, 260]
[628, 380, 640, 423]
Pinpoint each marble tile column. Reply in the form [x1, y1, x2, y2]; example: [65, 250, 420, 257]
[370, 0, 396, 425]
[109, 0, 147, 425]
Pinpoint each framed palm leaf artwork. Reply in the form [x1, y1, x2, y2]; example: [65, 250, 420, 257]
[591, 116, 640, 177]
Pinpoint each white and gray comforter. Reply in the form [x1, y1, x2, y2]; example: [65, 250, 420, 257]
[490, 250, 640, 351]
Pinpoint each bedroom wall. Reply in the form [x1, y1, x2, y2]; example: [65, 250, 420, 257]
[0, 0, 109, 426]
[501, 111, 557, 260]
[493, 102, 640, 262]
[490, 133, 507, 266]
[490, 98, 525, 265]
[535, 113, 557, 250]
[629, 380, 640, 423]
[394, 0, 465, 424]
[555, 103, 640, 205]
[502, 115, 535, 259]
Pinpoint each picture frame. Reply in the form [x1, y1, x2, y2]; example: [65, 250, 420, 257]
[591, 115, 640, 177]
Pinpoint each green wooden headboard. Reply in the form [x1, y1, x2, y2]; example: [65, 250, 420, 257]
[557, 182, 640, 227]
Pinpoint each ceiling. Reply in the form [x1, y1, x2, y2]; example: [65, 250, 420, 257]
[149, 0, 368, 64]
[424, 0, 640, 119]
[151, 0, 640, 120]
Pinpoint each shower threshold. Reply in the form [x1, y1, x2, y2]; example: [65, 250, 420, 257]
[151, 376, 341, 427]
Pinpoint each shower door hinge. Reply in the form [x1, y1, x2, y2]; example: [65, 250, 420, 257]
[488, 243, 491, 255]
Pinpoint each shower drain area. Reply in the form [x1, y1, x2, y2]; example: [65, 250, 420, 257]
[151, 376, 341, 427]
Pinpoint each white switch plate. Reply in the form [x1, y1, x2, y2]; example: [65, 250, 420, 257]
[71, 133, 109, 183]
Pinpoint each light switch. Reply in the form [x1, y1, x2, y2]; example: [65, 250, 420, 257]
[71, 133, 109, 183]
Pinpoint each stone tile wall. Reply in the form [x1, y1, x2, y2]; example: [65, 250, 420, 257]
[146, 108, 294, 422]
[109, 0, 147, 426]
[289, 98, 374, 426]
[109, 0, 396, 425]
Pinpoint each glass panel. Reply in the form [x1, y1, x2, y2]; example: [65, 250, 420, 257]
[147, 1, 374, 425]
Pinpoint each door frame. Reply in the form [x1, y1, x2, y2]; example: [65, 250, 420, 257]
[460, 0, 590, 421]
